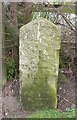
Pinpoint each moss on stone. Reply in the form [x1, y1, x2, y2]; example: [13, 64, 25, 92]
[21, 50, 58, 111]
[21, 70, 57, 111]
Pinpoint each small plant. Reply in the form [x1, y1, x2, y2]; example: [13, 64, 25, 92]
[59, 49, 71, 69]
[6, 57, 16, 80]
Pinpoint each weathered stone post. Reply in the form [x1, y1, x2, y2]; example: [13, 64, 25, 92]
[19, 17, 61, 111]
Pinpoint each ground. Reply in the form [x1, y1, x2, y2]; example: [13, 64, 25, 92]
[58, 72, 76, 111]
[2, 79, 32, 118]
[2, 68, 76, 118]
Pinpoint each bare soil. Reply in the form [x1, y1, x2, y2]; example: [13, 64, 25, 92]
[2, 79, 32, 118]
[58, 72, 76, 111]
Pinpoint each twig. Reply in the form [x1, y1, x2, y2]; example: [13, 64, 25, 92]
[43, 1, 76, 32]
[63, 98, 75, 105]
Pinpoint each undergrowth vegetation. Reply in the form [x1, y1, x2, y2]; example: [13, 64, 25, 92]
[28, 108, 76, 118]
[6, 57, 16, 80]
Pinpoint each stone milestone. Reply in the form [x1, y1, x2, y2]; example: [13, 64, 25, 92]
[19, 17, 61, 111]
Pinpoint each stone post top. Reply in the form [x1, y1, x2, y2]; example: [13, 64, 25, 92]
[20, 17, 61, 31]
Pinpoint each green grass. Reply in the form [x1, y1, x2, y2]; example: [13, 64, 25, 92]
[28, 108, 76, 118]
